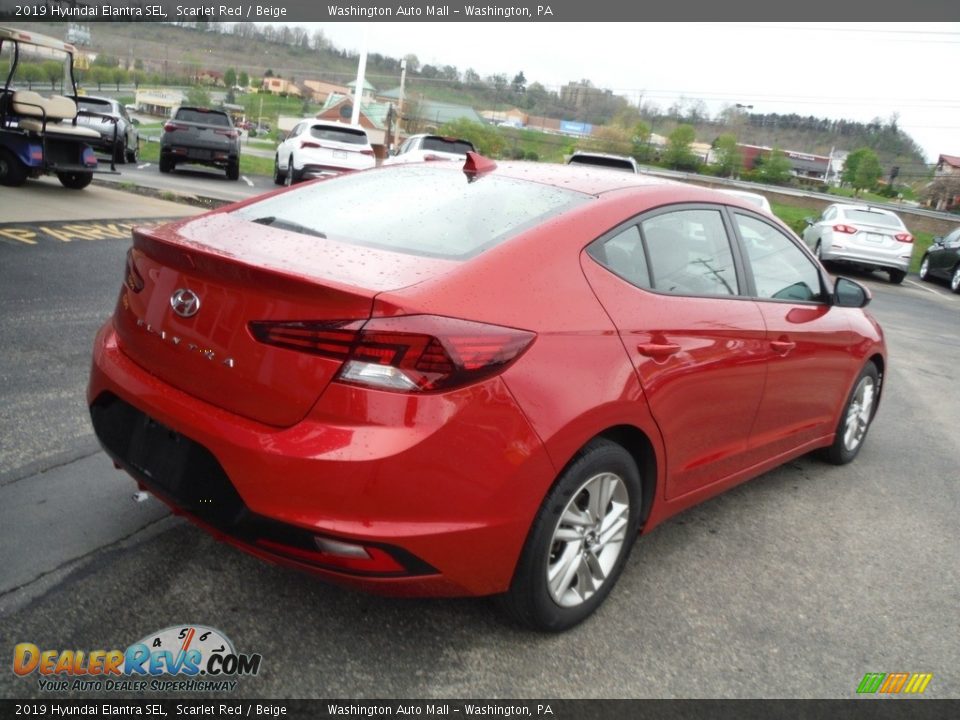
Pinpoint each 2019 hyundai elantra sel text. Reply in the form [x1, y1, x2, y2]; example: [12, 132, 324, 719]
[88, 155, 886, 631]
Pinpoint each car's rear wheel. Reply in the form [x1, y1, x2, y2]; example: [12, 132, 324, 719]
[126, 142, 139, 164]
[273, 156, 285, 185]
[57, 171, 93, 189]
[950, 265, 960, 293]
[159, 156, 173, 173]
[498, 439, 641, 632]
[226, 160, 240, 181]
[919, 256, 930, 281]
[113, 141, 126, 165]
[888, 269, 906, 284]
[815, 241, 830, 268]
[284, 155, 302, 186]
[821, 362, 879, 465]
[0, 147, 28, 187]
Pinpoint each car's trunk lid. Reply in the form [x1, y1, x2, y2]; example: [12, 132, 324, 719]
[114, 212, 455, 427]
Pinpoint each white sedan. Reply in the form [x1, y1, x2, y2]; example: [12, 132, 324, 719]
[273, 121, 375, 185]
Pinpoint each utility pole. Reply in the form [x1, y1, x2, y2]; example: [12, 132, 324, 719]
[350, 29, 368, 127]
[392, 58, 407, 148]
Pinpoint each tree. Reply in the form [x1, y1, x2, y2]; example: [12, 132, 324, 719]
[89, 66, 110, 92]
[186, 86, 211, 107]
[403, 54, 420, 74]
[42, 61, 62, 91]
[437, 119, 505, 157]
[713, 134, 742, 178]
[755, 149, 793, 185]
[238, 71, 249, 88]
[842, 147, 882, 195]
[663, 124, 698, 170]
[224, 67, 237, 88]
[584, 126, 633, 156]
[511, 71, 527, 94]
[111, 67, 126, 92]
[853, 150, 882, 195]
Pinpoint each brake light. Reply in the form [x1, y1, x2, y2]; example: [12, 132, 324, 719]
[895, 232, 914, 243]
[300, 140, 321, 149]
[832, 224, 857, 234]
[249, 315, 535, 392]
[359, 149, 375, 156]
[163, 122, 187, 132]
[124, 249, 144, 293]
[215, 129, 239, 139]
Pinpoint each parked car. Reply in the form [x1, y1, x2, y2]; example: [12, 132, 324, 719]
[382, 134, 476, 166]
[918, 225, 960, 292]
[159, 106, 240, 180]
[801, 203, 914, 284]
[89, 157, 885, 631]
[567, 151, 640, 173]
[73, 95, 140, 164]
[273, 120, 375, 185]
[718, 188, 773, 214]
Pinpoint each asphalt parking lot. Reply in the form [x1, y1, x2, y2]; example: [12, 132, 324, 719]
[1, 179, 958, 700]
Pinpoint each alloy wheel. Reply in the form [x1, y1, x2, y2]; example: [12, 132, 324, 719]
[546, 471, 629, 608]
[842, 375, 876, 453]
[952, 266, 960, 293]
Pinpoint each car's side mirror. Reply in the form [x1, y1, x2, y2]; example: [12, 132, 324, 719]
[834, 277, 871, 308]
[131, 118, 140, 126]
[931, 235, 943, 245]
[804, 216, 816, 226]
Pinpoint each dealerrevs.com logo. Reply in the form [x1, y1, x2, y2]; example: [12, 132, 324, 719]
[13, 625, 262, 693]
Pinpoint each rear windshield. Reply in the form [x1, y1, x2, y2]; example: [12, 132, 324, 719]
[841, 209, 903, 228]
[176, 108, 230, 126]
[77, 98, 112, 111]
[422, 137, 475, 154]
[233, 166, 588, 259]
[568, 155, 635, 172]
[309, 125, 368, 144]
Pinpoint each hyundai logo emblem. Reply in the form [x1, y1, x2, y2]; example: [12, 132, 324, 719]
[170, 288, 201, 318]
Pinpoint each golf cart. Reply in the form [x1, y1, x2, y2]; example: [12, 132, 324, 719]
[0, 26, 118, 189]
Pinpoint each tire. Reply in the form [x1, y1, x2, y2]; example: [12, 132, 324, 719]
[273, 156, 285, 185]
[126, 142, 139, 164]
[284, 155, 301, 186]
[159, 155, 173, 174]
[918, 256, 930, 281]
[113, 141, 126, 165]
[951, 266, 960, 294]
[821, 362, 880, 465]
[497, 438, 642, 632]
[226, 160, 240, 181]
[888, 269, 906, 285]
[815, 241, 829, 268]
[0, 147, 28, 187]
[57, 171, 93, 189]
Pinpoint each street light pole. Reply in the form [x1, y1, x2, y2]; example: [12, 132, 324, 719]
[392, 58, 407, 148]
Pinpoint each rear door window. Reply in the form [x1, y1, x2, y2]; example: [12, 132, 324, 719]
[735, 214, 825, 302]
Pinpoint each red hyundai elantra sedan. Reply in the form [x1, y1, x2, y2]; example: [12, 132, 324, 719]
[89, 155, 885, 631]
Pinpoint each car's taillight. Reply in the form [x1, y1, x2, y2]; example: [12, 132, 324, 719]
[359, 149, 375, 156]
[895, 232, 914, 243]
[300, 140, 322, 149]
[833, 224, 857, 234]
[249, 315, 535, 392]
[124, 249, 144, 293]
[163, 122, 187, 132]
[215, 129, 239, 139]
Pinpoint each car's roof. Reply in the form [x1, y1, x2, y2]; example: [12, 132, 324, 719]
[311, 120, 367, 131]
[568, 151, 635, 162]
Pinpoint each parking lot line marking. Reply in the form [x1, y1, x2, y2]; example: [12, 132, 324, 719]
[905, 279, 943, 297]
[137, 163, 151, 170]
[241, 175, 254, 187]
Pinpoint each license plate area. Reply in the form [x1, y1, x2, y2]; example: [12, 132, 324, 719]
[333, 150, 348, 159]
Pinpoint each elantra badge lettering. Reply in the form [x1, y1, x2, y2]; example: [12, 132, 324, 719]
[170, 288, 200, 318]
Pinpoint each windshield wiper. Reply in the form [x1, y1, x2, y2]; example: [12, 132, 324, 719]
[251, 216, 326, 239]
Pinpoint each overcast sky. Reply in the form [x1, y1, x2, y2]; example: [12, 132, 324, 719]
[306, 22, 959, 165]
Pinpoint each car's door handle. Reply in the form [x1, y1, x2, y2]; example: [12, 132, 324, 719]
[770, 340, 796, 355]
[637, 343, 681, 358]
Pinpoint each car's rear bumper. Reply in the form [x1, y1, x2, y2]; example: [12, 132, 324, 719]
[161, 145, 237, 167]
[88, 321, 554, 597]
[821, 240, 912, 272]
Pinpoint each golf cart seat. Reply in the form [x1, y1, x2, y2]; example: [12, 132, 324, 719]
[12, 90, 100, 139]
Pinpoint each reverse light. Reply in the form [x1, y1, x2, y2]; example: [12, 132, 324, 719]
[895, 232, 914, 243]
[249, 315, 535, 392]
[833, 224, 858, 234]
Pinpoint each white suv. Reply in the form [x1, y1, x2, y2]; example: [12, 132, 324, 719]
[382, 134, 475, 166]
[274, 121, 375, 185]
